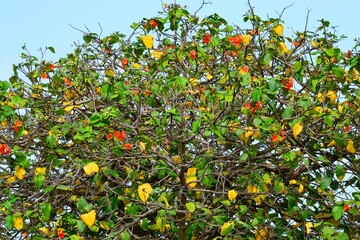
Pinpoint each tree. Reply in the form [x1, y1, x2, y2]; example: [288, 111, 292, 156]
[0, 2, 359, 239]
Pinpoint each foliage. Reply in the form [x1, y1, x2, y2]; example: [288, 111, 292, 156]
[1, 2, 360, 239]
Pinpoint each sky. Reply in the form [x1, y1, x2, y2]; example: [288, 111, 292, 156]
[1, 0, 359, 81]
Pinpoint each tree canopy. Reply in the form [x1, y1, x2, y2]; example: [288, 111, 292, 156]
[0, 2, 359, 240]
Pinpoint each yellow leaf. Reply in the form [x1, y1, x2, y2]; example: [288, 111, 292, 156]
[138, 141, 147, 151]
[105, 69, 115, 77]
[38, 227, 51, 236]
[6, 176, 16, 183]
[14, 216, 23, 230]
[83, 162, 99, 176]
[298, 183, 304, 193]
[311, 40, 319, 47]
[151, 50, 164, 59]
[142, 35, 154, 49]
[189, 78, 198, 87]
[255, 227, 268, 240]
[132, 63, 141, 69]
[186, 168, 197, 188]
[314, 107, 323, 113]
[273, 24, 283, 36]
[305, 222, 313, 234]
[293, 122, 303, 139]
[243, 34, 251, 46]
[161, 196, 170, 208]
[346, 140, 356, 154]
[289, 180, 297, 185]
[228, 190, 238, 201]
[247, 185, 258, 193]
[35, 167, 46, 175]
[206, 74, 213, 80]
[317, 93, 324, 103]
[327, 140, 336, 147]
[277, 42, 288, 54]
[138, 183, 153, 202]
[326, 90, 337, 103]
[220, 221, 234, 236]
[254, 195, 266, 205]
[15, 166, 26, 180]
[80, 210, 96, 227]
[172, 155, 182, 164]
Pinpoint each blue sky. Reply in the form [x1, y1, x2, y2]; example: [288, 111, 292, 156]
[1, 0, 359, 81]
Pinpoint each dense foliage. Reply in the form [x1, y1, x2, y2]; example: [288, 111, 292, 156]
[0, 3, 359, 239]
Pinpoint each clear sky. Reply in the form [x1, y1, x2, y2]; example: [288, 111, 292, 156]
[1, 0, 359, 81]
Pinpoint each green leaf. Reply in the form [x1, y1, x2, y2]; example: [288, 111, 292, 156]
[335, 165, 345, 179]
[332, 205, 344, 220]
[186, 202, 196, 213]
[324, 115, 333, 127]
[76, 198, 93, 213]
[283, 106, 294, 118]
[192, 120, 201, 132]
[294, 61, 302, 73]
[325, 48, 334, 57]
[34, 174, 45, 189]
[5, 215, 14, 229]
[268, 78, 279, 92]
[47, 46, 55, 53]
[320, 176, 332, 190]
[77, 220, 86, 232]
[120, 230, 131, 240]
[252, 88, 262, 102]
[39, 203, 51, 221]
[240, 73, 251, 86]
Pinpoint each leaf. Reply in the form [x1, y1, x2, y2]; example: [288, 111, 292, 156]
[5, 215, 14, 229]
[142, 35, 154, 49]
[254, 195, 266, 205]
[156, 216, 166, 233]
[105, 69, 115, 78]
[83, 162, 99, 176]
[228, 190, 238, 201]
[34, 174, 45, 189]
[273, 24, 283, 36]
[192, 120, 201, 132]
[138, 183, 153, 202]
[14, 166, 26, 180]
[332, 205, 344, 220]
[251, 88, 262, 102]
[186, 202, 196, 212]
[293, 122, 303, 139]
[80, 210, 96, 227]
[186, 168, 197, 188]
[220, 221, 234, 236]
[255, 227, 268, 240]
[13, 216, 23, 230]
[346, 140, 356, 154]
[326, 90, 337, 103]
[39, 203, 51, 221]
[120, 230, 131, 240]
[305, 222, 313, 234]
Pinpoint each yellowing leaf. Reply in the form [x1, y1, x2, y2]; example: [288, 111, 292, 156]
[80, 210, 96, 227]
[172, 155, 182, 164]
[186, 168, 197, 188]
[83, 162, 99, 176]
[254, 194, 266, 205]
[138, 183, 153, 202]
[243, 34, 251, 46]
[273, 24, 283, 36]
[228, 190, 238, 201]
[317, 93, 324, 103]
[142, 35, 154, 49]
[247, 185, 258, 193]
[206, 74, 213, 80]
[305, 222, 313, 234]
[326, 90, 337, 103]
[35, 167, 46, 176]
[156, 216, 166, 233]
[289, 179, 297, 185]
[105, 69, 115, 77]
[262, 173, 271, 185]
[277, 42, 288, 54]
[298, 183, 304, 193]
[255, 227, 268, 240]
[346, 140, 356, 154]
[327, 140, 336, 147]
[15, 166, 26, 180]
[314, 107, 323, 113]
[151, 50, 164, 59]
[6, 176, 16, 183]
[14, 216, 23, 230]
[293, 122, 303, 139]
[99, 221, 110, 230]
[38, 227, 51, 236]
[138, 141, 147, 151]
[220, 221, 234, 236]
[161, 196, 170, 208]
[132, 63, 141, 69]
